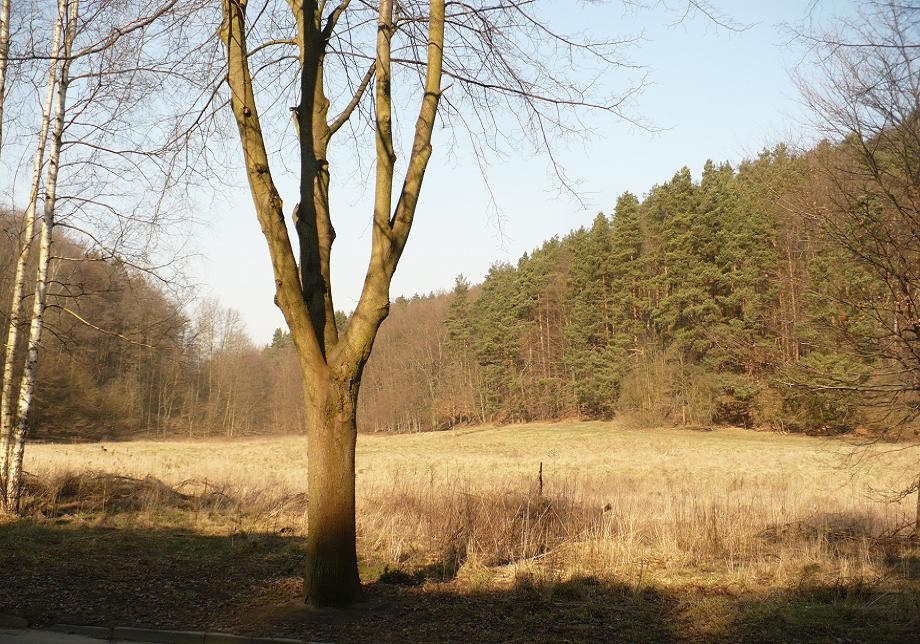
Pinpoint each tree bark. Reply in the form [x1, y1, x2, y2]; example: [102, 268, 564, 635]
[0, 0, 64, 500]
[0, 0, 11, 152]
[303, 369, 361, 604]
[4, 0, 76, 511]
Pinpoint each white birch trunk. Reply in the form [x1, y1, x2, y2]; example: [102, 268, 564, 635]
[0, 0, 12, 152]
[915, 471, 920, 535]
[0, 7, 65, 496]
[4, 0, 77, 511]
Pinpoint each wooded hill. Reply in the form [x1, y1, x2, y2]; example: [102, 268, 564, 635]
[0, 143, 908, 440]
[0, 213, 303, 441]
[359, 144, 901, 435]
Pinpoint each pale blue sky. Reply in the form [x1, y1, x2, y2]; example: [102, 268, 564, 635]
[194, 1, 852, 343]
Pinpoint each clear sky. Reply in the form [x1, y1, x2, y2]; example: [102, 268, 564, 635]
[192, 1, 851, 344]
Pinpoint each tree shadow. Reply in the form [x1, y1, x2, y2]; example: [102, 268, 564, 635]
[227, 572, 686, 644]
[723, 582, 920, 644]
[887, 554, 920, 580]
[0, 520, 305, 633]
[0, 521, 918, 643]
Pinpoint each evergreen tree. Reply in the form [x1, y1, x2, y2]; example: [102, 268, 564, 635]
[518, 237, 575, 418]
[444, 275, 479, 423]
[446, 274, 472, 354]
[564, 214, 621, 417]
[271, 328, 293, 349]
[471, 263, 527, 421]
[608, 192, 647, 350]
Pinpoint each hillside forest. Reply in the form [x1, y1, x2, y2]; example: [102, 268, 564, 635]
[1, 141, 913, 441]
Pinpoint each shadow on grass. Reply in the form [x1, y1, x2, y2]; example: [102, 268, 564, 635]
[0, 520, 918, 643]
[889, 554, 920, 580]
[0, 519, 305, 632]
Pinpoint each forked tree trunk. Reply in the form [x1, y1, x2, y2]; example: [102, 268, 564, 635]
[220, 0, 444, 606]
[0, 1, 64, 500]
[303, 371, 361, 604]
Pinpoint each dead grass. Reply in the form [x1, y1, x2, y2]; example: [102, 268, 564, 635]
[10, 422, 920, 641]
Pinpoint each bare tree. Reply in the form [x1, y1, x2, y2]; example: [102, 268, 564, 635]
[0, 0, 215, 509]
[793, 1, 920, 526]
[2, 0, 79, 511]
[216, 0, 730, 605]
[0, 0, 66, 506]
[796, 1, 920, 406]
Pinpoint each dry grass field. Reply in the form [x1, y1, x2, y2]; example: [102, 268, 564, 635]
[2, 422, 920, 642]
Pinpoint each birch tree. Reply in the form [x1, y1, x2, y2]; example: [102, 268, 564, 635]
[0, 0, 11, 151]
[0, 0, 214, 509]
[217, 0, 730, 605]
[2, 0, 77, 511]
[0, 0, 67, 509]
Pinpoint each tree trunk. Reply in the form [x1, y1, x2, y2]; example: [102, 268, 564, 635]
[0, 0, 64, 500]
[5, 178, 56, 511]
[303, 371, 361, 605]
[915, 471, 920, 536]
[0, 0, 11, 151]
[4, 0, 75, 512]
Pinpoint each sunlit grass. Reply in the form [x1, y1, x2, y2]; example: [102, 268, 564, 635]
[9, 422, 920, 640]
[21, 422, 918, 588]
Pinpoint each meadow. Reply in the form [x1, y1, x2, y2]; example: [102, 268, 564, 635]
[3, 422, 920, 642]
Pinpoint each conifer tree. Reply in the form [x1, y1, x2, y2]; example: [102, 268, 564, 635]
[608, 192, 647, 350]
[472, 263, 527, 420]
[445, 275, 479, 423]
[564, 214, 621, 416]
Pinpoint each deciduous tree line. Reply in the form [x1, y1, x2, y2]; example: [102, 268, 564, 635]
[0, 214, 304, 442]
